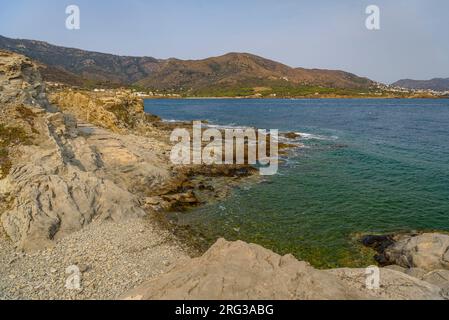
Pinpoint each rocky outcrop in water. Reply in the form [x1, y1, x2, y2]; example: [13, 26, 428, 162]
[362, 232, 449, 298]
[380, 233, 449, 271]
[363, 233, 449, 271]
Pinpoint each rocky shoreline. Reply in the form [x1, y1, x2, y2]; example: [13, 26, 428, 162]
[122, 236, 449, 300]
[1, 50, 449, 300]
[0, 50, 258, 299]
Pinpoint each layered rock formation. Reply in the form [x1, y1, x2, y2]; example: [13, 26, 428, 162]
[0, 52, 182, 250]
[0, 51, 153, 250]
[48, 90, 160, 134]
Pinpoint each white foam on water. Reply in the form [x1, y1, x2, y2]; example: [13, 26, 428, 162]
[296, 132, 338, 141]
[162, 119, 180, 123]
[205, 123, 255, 131]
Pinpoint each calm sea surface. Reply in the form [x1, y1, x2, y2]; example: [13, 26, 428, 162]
[145, 98, 449, 268]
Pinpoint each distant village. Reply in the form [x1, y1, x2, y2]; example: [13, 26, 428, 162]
[373, 82, 449, 97]
[45, 82, 182, 98]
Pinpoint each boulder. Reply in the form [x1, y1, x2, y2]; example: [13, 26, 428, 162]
[385, 233, 449, 271]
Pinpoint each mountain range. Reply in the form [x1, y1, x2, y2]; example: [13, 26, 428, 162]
[0, 35, 375, 95]
[392, 78, 449, 91]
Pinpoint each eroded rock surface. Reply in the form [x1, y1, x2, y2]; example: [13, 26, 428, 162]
[384, 233, 449, 271]
[48, 89, 160, 134]
[0, 51, 158, 250]
[122, 239, 444, 300]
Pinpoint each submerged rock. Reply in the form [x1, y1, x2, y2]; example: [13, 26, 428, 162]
[282, 132, 301, 140]
[361, 234, 396, 266]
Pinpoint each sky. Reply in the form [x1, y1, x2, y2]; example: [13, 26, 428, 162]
[0, 0, 448, 84]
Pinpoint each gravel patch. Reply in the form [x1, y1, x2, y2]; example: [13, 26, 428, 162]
[0, 217, 189, 300]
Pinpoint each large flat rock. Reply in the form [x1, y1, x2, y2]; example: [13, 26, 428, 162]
[122, 239, 444, 300]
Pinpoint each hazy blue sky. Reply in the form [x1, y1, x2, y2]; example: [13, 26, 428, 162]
[1, 0, 448, 83]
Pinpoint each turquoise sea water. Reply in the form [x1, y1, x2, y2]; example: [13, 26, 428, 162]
[145, 99, 449, 268]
